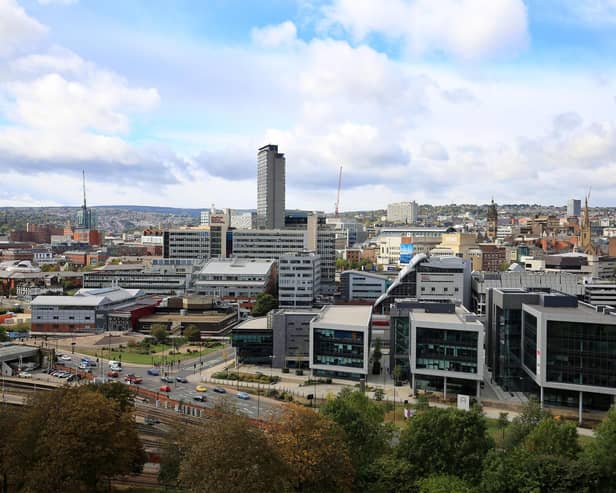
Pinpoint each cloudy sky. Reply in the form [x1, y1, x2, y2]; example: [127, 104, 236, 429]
[1, 0, 616, 210]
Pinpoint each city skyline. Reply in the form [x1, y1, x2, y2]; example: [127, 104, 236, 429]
[1, 1, 616, 209]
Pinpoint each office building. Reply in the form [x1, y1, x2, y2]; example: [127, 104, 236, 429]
[325, 218, 367, 248]
[163, 229, 210, 259]
[431, 232, 478, 257]
[340, 271, 390, 302]
[232, 317, 274, 364]
[310, 305, 372, 381]
[271, 308, 321, 369]
[194, 258, 276, 298]
[410, 304, 485, 398]
[278, 251, 320, 308]
[31, 287, 153, 335]
[567, 199, 581, 218]
[231, 211, 257, 229]
[374, 254, 472, 313]
[521, 294, 616, 417]
[387, 201, 418, 224]
[257, 144, 285, 229]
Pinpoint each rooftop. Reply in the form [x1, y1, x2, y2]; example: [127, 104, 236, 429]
[314, 305, 372, 328]
[411, 305, 483, 327]
[31, 287, 143, 307]
[233, 317, 269, 330]
[0, 344, 39, 363]
[138, 312, 235, 323]
[199, 258, 275, 276]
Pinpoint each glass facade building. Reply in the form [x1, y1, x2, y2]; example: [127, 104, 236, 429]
[522, 312, 537, 375]
[312, 328, 364, 369]
[231, 329, 273, 364]
[416, 327, 478, 373]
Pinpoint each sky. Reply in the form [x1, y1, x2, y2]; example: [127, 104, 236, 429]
[1, 0, 616, 210]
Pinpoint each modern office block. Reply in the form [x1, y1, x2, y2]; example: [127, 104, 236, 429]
[278, 251, 320, 308]
[387, 201, 418, 224]
[271, 308, 321, 369]
[340, 271, 390, 302]
[257, 144, 285, 229]
[567, 198, 581, 218]
[163, 229, 210, 259]
[194, 258, 276, 298]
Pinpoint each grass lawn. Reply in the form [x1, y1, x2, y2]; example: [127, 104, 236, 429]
[78, 343, 225, 365]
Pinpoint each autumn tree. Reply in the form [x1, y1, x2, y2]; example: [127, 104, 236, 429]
[184, 324, 201, 342]
[150, 323, 168, 343]
[273, 404, 355, 493]
[1, 386, 145, 493]
[175, 413, 290, 493]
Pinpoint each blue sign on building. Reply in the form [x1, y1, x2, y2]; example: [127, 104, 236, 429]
[399, 243, 415, 264]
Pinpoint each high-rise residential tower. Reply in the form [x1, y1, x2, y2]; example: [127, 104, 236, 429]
[257, 144, 285, 229]
[567, 198, 581, 218]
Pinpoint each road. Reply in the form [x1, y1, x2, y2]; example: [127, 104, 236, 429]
[51, 347, 282, 420]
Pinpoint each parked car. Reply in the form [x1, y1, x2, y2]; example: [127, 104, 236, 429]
[67, 374, 80, 382]
[213, 386, 226, 394]
[109, 365, 122, 373]
[59, 354, 72, 361]
[107, 371, 119, 378]
[147, 368, 160, 376]
[193, 395, 206, 402]
[124, 374, 143, 384]
[236, 391, 250, 400]
[18, 372, 32, 379]
[159, 385, 171, 392]
[144, 416, 160, 425]
[161, 376, 174, 383]
[175, 376, 188, 383]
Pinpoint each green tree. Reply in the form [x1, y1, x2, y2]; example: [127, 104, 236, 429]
[372, 337, 383, 375]
[0, 327, 7, 342]
[0, 386, 145, 493]
[273, 404, 355, 493]
[175, 413, 290, 493]
[419, 474, 474, 493]
[150, 323, 168, 343]
[497, 412, 509, 442]
[396, 406, 493, 484]
[321, 388, 392, 487]
[503, 397, 550, 450]
[251, 293, 278, 316]
[581, 407, 616, 491]
[524, 418, 580, 459]
[362, 455, 415, 493]
[184, 324, 201, 342]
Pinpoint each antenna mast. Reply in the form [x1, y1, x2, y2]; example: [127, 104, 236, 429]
[335, 165, 343, 218]
[82, 169, 87, 208]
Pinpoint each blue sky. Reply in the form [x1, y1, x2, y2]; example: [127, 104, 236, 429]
[1, 0, 616, 209]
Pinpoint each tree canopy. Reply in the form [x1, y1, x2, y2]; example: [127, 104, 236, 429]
[251, 293, 278, 316]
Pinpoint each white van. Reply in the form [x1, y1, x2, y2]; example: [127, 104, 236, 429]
[108, 360, 122, 371]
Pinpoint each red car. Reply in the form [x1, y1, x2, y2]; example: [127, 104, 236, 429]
[124, 374, 143, 384]
[159, 385, 171, 392]
[107, 371, 119, 378]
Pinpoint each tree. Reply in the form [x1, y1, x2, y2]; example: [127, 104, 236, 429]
[150, 323, 168, 343]
[251, 293, 277, 316]
[524, 418, 580, 459]
[321, 388, 392, 487]
[0, 327, 7, 342]
[372, 337, 383, 375]
[362, 455, 415, 493]
[503, 397, 550, 450]
[184, 324, 201, 342]
[497, 412, 509, 442]
[175, 413, 290, 493]
[419, 474, 474, 493]
[273, 404, 355, 493]
[393, 364, 402, 385]
[582, 407, 616, 491]
[396, 406, 493, 484]
[0, 386, 145, 492]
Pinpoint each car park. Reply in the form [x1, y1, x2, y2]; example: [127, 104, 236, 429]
[147, 368, 160, 376]
[193, 395, 206, 402]
[159, 385, 171, 392]
[236, 391, 250, 400]
[175, 376, 188, 383]
[213, 386, 226, 394]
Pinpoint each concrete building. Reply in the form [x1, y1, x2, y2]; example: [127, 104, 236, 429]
[431, 232, 478, 257]
[271, 308, 321, 369]
[194, 258, 276, 298]
[163, 229, 210, 260]
[310, 305, 372, 381]
[340, 270, 390, 302]
[31, 287, 152, 335]
[257, 144, 285, 229]
[374, 254, 472, 313]
[387, 201, 418, 224]
[231, 317, 273, 365]
[231, 211, 257, 229]
[567, 198, 581, 218]
[325, 218, 366, 248]
[521, 294, 616, 418]
[410, 304, 485, 399]
[278, 251, 320, 308]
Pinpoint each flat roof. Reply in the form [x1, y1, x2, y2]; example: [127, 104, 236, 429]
[314, 305, 372, 328]
[234, 317, 269, 330]
[523, 303, 616, 324]
[139, 312, 235, 323]
[411, 306, 483, 327]
[199, 259, 274, 276]
[0, 344, 39, 363]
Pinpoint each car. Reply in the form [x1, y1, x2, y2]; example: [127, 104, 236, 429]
[78, 363, 89, 370]
[161, 376, 174, 383]
[195, 385, 207, 392]
[144, 416, 160, 425]
[18, 371, 32, 379]
[213, 386, 226, 394]
[109, 365, 122, 372]
[159, 385, 171, 392]
[147, 368, 160, 376]
[175, 376, 188, 383]
[59, 355, 72, 361]
[67, 374, 81, 382]
[107, 371, 119, 378]
[193, 395, 206, 402]
[58, 372, 70, 378]
[124, 375, 143, 384]
[236, 391, 250, 400]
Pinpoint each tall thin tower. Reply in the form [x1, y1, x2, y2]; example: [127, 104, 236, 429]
[77, 169, 93, 230]
[257, 144, 285, 229]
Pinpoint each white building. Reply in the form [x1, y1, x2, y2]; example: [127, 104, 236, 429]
[194, 258, 276, 298]
[340, 271, 390, 302]
[278, 251, 321, 308]
[387, 201, 418, 224]
[231, 211, 257, 229]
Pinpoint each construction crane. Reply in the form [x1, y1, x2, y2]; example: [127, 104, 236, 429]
[334, 165, 343, 218]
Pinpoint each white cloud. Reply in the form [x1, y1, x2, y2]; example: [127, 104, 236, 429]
[421, 141, 449, 160]
[0, 0, 47, 56]
[321, 0, 529, 60]
[531, 0, 616, 25]
[251, 21, 299, 48]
